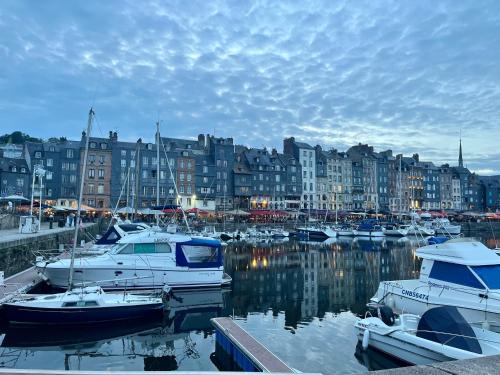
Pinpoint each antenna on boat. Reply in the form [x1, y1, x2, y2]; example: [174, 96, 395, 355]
[68, 107, 94, 291]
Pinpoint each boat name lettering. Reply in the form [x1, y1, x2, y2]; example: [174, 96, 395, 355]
[401, 289, 428, 300]
[428, 281, 449, 290]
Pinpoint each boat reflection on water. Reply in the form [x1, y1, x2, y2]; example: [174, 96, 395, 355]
[354, 342, 410, 371]
[0, 289, 228, 371]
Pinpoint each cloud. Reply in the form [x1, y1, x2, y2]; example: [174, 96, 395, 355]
[0, 0, 499, 174]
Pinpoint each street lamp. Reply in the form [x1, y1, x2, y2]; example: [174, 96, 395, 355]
[29, 165, 46, 231]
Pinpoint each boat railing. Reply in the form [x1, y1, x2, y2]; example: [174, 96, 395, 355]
[403, 328, 500, 347]
[32, 247, 71, 263]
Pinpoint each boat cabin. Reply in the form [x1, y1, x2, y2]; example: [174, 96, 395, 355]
[418, 238, 500, 290]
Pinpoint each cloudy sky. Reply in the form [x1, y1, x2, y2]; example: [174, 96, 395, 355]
[1, 1, 499, 174]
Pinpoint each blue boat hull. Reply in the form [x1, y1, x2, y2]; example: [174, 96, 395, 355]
[2, 302, 164, 326]
[296, 230, 328, 239]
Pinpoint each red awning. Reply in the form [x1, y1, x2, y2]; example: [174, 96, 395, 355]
[250, 210, 289, 217]
[186, 207, 210, 215]
[163, 208, 183, 214]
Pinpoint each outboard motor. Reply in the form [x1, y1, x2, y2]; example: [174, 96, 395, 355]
[377, 305, 396, 326]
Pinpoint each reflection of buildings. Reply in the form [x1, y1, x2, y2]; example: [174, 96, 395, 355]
[224, 238, 421, 324]
[225, 242, 304, 328]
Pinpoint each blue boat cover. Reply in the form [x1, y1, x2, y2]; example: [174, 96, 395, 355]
[95, 224, 146, 245]
[175, 238, 223, 268]
[417, 306, 482, 354]
[357, 219, 378, 231]
[427, 236, 448, 245]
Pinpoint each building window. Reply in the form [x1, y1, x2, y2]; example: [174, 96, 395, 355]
[121, 150, 127, 157]
[142, 170, 148, 179]
[90, 142, 97, 149]
[46, 158, 53, 167]
[88, 184, 95, 194]
[98, 169, 104, 179]
[67, 149, 74, 158]
[203, 166, 208, 173]
[187, 174, 192, 182]
[46, 171, 53, 180]
[34, 151, 41, 158]
[99, 155, 105, 164]
[121, 159, 126, 168]
[88, 169, 95, 179]
[180, 173, 185, 181]
[142, 156, 148, 166]
[100, 143, 107, 150]
[70, 175, 76, 183]
[97, 184, 104, 194]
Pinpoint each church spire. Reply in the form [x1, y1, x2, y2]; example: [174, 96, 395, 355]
[458, 137, 463, 168]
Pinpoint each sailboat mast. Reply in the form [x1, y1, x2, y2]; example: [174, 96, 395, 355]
[156, 121, 160, 227]
[398, 156, 402, 220]
[125, 168, 130, 220]
[133, 141, 141, 221]
[68, 108, 93, 290]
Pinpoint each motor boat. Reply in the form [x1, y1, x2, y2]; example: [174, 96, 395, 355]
[353, 219, 385, 237]
[404, 224, 435, 236]
[382, 223, 408, 237]
[369, 238, 500, 331]
[2, 286, 164, 326]
[37, 231, 232, 290]
[336, 224, 355, 236]
[270, 228, 289, 237]
[81, 222, 151, 255]
[431, 218, 461, 235]
[355, 306, 500, 365]
[295, 226, 337, 239]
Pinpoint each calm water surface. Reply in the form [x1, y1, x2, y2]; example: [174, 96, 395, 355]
[0, 235, 495, 373]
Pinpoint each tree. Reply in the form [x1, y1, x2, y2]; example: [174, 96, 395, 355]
[0, 131, 43, 144]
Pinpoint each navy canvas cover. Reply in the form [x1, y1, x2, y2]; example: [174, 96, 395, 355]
[175, 238, 223, 268]
[417, 306, 482, 354]
[357, 219, 378, 231]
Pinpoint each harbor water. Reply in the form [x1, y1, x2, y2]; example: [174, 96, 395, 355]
[0, 234, 496, 373]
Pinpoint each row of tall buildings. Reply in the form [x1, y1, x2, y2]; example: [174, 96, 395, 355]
[1, 131, 499, 212]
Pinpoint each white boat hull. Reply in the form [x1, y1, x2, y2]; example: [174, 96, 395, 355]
[383, 228, 408, 237]
[435, 225, 461, 235]
[39, 264, 227, 290]
[337, 230, 354, 236]
[356, 328, 452, 365]
[355, 325, 474, 365]
[354, 230, 385, 237]
[372, 280, 500, 332]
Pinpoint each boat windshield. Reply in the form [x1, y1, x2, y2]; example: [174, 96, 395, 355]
[471, 265, 500, 289]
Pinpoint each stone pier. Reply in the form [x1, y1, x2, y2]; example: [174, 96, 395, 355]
[0, 222, 101, 277]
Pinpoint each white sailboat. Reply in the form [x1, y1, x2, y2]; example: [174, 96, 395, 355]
[3, 109, 164, 326]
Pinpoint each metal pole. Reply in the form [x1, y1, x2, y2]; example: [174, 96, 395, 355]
[156, 121, 160, 227]
[30, 168, 36, 216]
[68, 108, 93, 291]
[38, 174, 43, 231]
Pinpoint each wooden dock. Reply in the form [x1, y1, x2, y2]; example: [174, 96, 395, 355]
[0, 266, 42, 303]
[212, 317, 296, 373]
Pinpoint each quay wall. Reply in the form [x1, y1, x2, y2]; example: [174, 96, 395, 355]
[373, 354, 500, 374]
[0, 214, 19, 231]
[0, 222, 102, 278]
